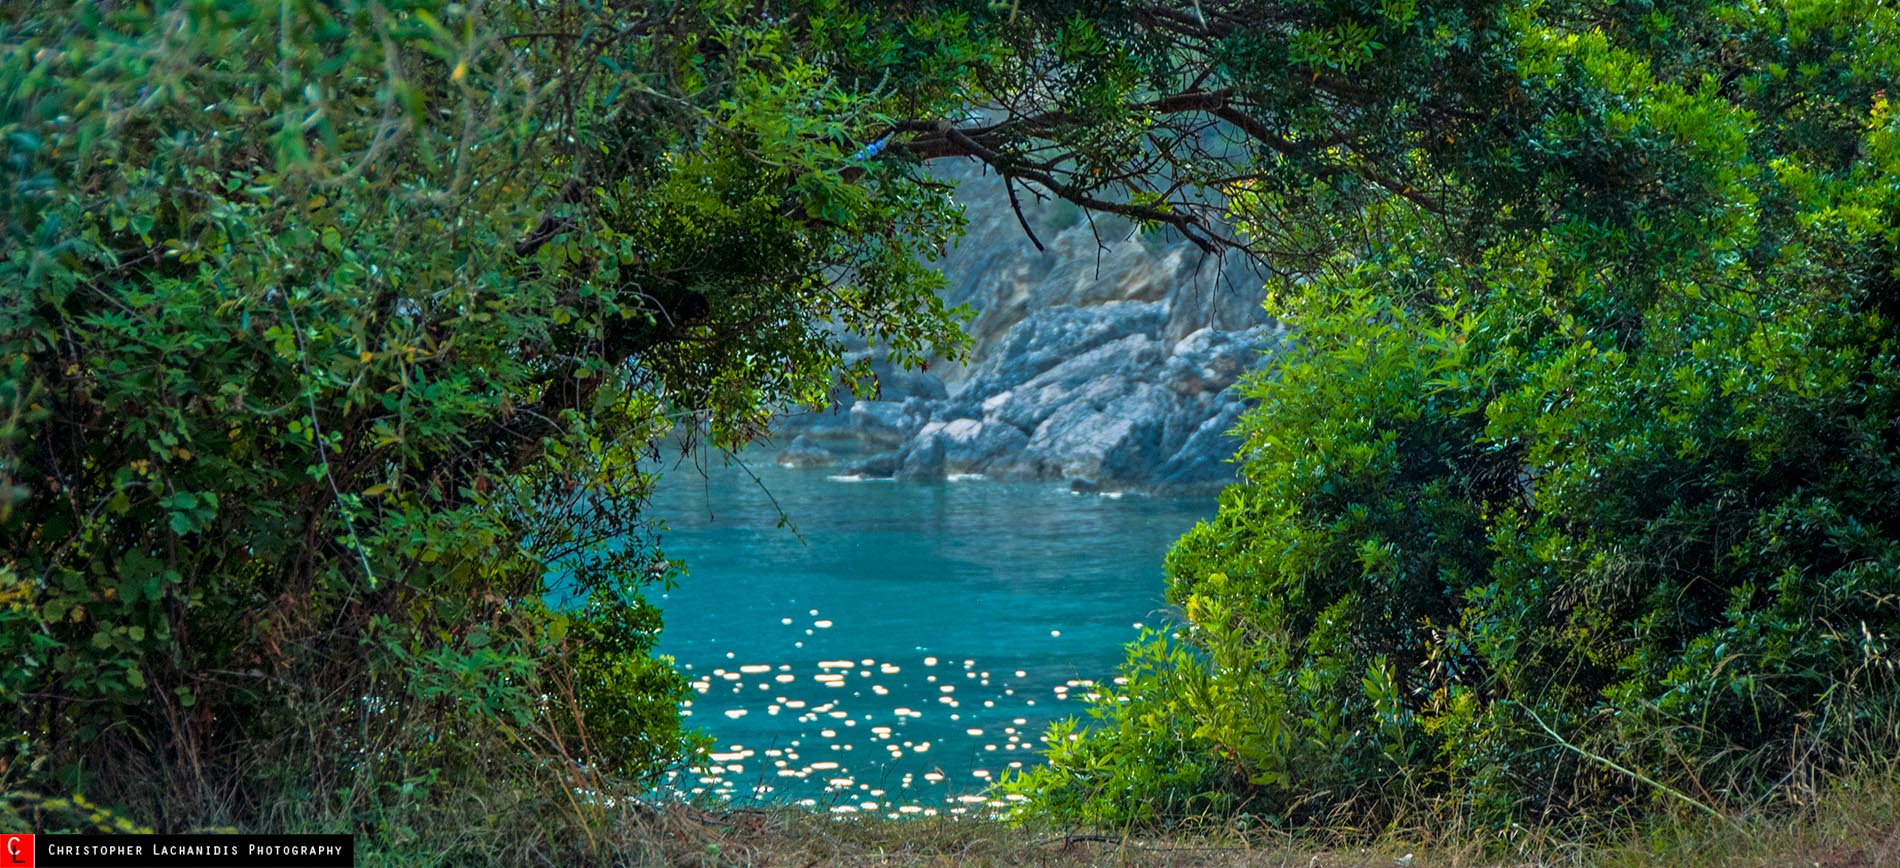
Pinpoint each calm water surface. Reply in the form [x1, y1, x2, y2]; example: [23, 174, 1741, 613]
[648, 456, 1212, 816]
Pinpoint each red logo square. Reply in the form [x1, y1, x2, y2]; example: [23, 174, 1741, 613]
[1, 834, 31, 868]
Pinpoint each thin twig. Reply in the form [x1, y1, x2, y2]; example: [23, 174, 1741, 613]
[281, 294, 378, 588]
[1520, 703, 1751, 837]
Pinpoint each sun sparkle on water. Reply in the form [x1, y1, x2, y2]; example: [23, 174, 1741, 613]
[666, 638, 1116, 815]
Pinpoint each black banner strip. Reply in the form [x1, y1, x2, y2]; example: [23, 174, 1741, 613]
[36, 834, 352, 867]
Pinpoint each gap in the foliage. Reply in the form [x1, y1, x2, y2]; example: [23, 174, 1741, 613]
[648, 455, 1208, 816]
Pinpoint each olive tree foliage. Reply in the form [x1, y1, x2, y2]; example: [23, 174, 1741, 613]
[0, 0, 982, 835]
[995, 0, 1900, 831]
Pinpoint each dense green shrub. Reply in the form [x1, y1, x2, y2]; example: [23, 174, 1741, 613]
[1011, 0, 1900, 831]
[0, 0, 977, 855]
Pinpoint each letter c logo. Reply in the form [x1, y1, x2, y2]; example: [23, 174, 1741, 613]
[3, 834, 32, 867]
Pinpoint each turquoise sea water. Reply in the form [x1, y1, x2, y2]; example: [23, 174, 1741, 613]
[647, 455, 1212, 816]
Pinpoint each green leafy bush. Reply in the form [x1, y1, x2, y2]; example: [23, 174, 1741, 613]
[0, 0, 976, 856]
[1012, 0, 1900, 832]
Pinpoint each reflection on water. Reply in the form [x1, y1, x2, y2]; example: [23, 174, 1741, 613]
[648, 455, 1211, 816]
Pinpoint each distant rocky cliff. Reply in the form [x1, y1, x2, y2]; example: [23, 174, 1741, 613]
[774, 164, 1282, 492]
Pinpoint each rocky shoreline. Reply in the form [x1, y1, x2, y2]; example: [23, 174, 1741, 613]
[771, 165, 1283, 493]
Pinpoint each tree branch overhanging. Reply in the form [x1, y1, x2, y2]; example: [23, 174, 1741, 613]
[875, 86, 1445, 259]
